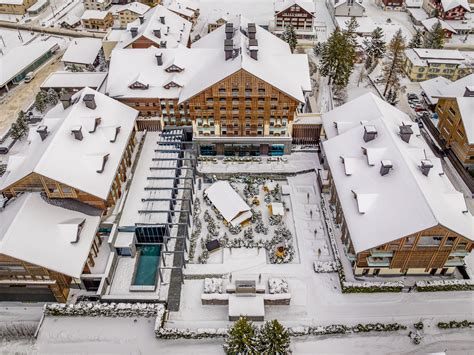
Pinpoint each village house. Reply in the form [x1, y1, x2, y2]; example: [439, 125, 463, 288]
[376, 0, 405, 10]
[81, 10, 114, 30]
[61, 38, 103, 71]
[273, 0, 316, 40]
[207, 14, 231, 33]
[83, 0, 111, 11]
[168, 0, 199, 24]
[403, 48, 473, 81]
[422, 0, 470, 20]
[0, 0, 37, 15]
[327, 0, 366, 21]
[320, 93, 474, 277]
[421, 17, 457, 39]
[0, 88, 139, 302]
[40, 71, 107, 93]
[113, 2, 150, 29]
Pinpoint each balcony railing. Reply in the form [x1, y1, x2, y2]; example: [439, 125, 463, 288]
[370, 250, 394, 258]
[367, 257, 391, 267]
[444, 257, 465, 267]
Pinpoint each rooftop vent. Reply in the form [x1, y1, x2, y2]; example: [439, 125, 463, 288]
[399, 123, 413, 143]
[160, 41, 167, 48]
[156, 53, 163, 66]
[420, 159, 434, 176]
[71, 125, 83, 141]
[363, 125, 377, 142]
[380, 160, 393, 176]
[225, 22, 234, 40]
[60, 92, 73, 110]
[464, 87, 474, 97]
[36, 125, 48, 141]
[153, 29, 161, 38]
[97, 154, 109, 174]
[160, 16, 165, 24]
[130, 27, 138, 38]
[224, 38, 233, 61]
[249, 38, 258, 60]
[138, 15, 144, 24]
[89, 117, 101, 133]
[83, 94, 97, 110]
[248, 23, 256, 40]
[110, 126, 121, 143]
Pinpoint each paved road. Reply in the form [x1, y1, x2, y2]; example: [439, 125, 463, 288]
[0, 21, 105, 38]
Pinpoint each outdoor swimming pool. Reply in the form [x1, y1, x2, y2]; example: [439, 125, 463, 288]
[132, 245, 161, 286]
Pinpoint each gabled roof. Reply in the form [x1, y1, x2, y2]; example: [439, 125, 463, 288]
[440, 0, 470, 12]
[62, 38, 102, 65]
[456, 97, 474, 144]
[274, 0, 316, 15]
[81, 10, 110, 20]
[435, 73, 474, 98]
[0, 193, 100, 278]
[419, 76, 452, 105]
[179, 16, 311, 103]
[322, 93, 473, 253]
[421, 18, 456, 34]
[116, 1, 150, 15]
[333, 0, 365, 9]
[0, 88, 138, 200]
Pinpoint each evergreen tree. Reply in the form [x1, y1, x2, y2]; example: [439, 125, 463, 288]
[282, 25, 298, 53]
[97, 49, 107, 72]
[224, 317, 258, 355]
[423, 21, 445, 49]
[363, 27, 386, 70]
[313, 41, 324, 56]
[9, 122, 22, 141]
[319, 28, 356, 87]
[59, 88, 68, 99]
[408, 29, 424, 48]
[258, 319, 291, 354]
[382, 29, 406, 97]
[10, 111, 29, 140]
[34, 90, 48, 113]
[344, 17, 359, 47]
[385, 87, 398, 105]
[46, 88, 59, 106]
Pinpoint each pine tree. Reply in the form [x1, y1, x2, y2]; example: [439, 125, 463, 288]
[10, 111, 29, 140]
[344, 17, 359, 47]
[46, 88, 59, 106]
[385, 87, 398, 105]
[424, 21, 445, 49]
[34, 90, 47, 113]
[319, 28, 356, 87]
[408, 29, 423, 48]
[382, 29, 406, 97]
[363, 27, 386, 70]
[258, 320, 291, 354]
[282, 25, 298, 53]
[224, 317, 258, 355]
[97, 49, 107, 72]
[9, 122, 22, 140]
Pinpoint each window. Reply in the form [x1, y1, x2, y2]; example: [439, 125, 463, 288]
[448, 107, 456, 116]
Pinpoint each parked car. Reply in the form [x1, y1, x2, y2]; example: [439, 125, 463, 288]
[415, 118, 424, 128]
[415, 106, 426, 112]
[407, 93, 419, 100]
[24, 71, 35, 83]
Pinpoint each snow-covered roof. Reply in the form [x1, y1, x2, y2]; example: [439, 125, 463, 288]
[322, 93, 473, 253]
[435, 73, 474, 98]
[270, 202, 285, 216]
[205, 181, 251, 227]
[407, 8, 429, 21]
[27, 0, 48, 12]
[0, 0, 23, 4]
[107, 46, 214, 99]
[419, 76, 452, 105]
[440, 0, 470, 12]
[168, 1, 195, 18]
[179, 16, 311, 103]
[0, 193, 100, 278]
[115, 1, 150, 15]
[0, 88, 138, 201]
[62, 38, 102, 65]
[274, 0, 315, 15]
[335, 16, 376, 35]
[404, 48, 465, 66]
[81, 10, 110, 20]
[333, 0, 365, 9]
[117, 5, 192, 50]
[61, 14, 81, 26]
[421, 18, 456, 34]
[0, 38, 59, 87]
[456, 96, 474, 144]
[41, 71, 107, 90]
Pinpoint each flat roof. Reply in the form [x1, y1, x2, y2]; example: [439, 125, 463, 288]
[41, 71, 107, 89]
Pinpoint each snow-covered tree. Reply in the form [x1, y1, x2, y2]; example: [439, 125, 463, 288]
[224, 317, 258, 355]
[382, 29, 406, 97]
[313, 41, 324, 56]
[257, 320, 291, 354]
[34, 90, 48, 112]
[363, 27, 386, 70]
[282, 24, 298, 53]
[10, 111, 29, 140]
[319, 28, 356, 87]
[423, 21, 445, 49]
[385, 87, 399, 106]
[97, 49, 107, 72]
[344, 17, 359, 47]
[46, 88, 59, 106]
[408, 29, 423, 48]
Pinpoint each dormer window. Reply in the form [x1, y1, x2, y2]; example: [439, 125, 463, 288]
[129, 81, 149, 90]
[165, 64, 183, 73]
[163, 81, 182, 89]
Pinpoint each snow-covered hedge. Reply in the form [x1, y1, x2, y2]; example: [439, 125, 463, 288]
[156, 327, 228, 339]
[313, 261, 337, 273]
[44, 302, 160, 317]
[415, 279, 474, 292]
[342, 280, 404, 293]
[268, 278, 289, 294]
[204, 278, 224, 294]
[288, 322, 406, 337]
[437, 320, 474, 329]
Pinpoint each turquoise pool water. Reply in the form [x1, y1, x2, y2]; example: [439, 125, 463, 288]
[133, 245, 161, 286]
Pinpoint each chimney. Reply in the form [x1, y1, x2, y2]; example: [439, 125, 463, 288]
[130, 27, 138, 38]
[160, 41, 167, 48]
[224, 39, 233, 61]
[225, 22, 233, 40]
[380, 160, 393, 176]
[138, 15, 144, 24]
[420, 159, 434, 176]
[156, 53, 163, 66]
[36, 125, 48, 141]
[363, 125, 377, 142]
[399, 123, 413, 143]
[71, 125, 83, 141]
[89, 117, 101, 133]
[83, 94, 97, 110]
[60, 92, 72, 110]
[463, 87, 474, 97]
[153, 29, 161, 38]
[249, 38, 258, 60]
[160, 16, 165, 24]
[248, 23, 256, 40]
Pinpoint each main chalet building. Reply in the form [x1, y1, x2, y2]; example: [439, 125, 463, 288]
[108, 16, 311, 156]
[321, 93, 473, 277]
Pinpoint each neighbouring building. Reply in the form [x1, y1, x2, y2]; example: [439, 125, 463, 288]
[0, 88, 139, 302]
[113, 2, 150, 29]
[327, 0, 366, 20]
[40, 71, 107, 93]
[59, 14, 81, 28]
[168, 0, 199, 24]
[292, 113, 322, 145]
[207, 14, 231, 33]
[273, 0, 316, 40]
[320, 93, 474, 277]
[101, 5, 192, 59]
[26, 0, 49, 15]
[423, 0, 470, 20]
[419, 75, 452, 108]
[81, 10, 114, 30]
[62, 38, 103, 70]
[83, 0, 111, 11]
[404, 48, 473, 81]
[435, 74, 474, 166]
[376, 0, 405, 10]
[421, 17, 457, 39]
[107, 17, 312, 155]
[0, 0, 37, 15]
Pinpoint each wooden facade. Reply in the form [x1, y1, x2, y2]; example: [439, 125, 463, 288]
[0, 0, 37, 15]
[292, 123, 321, 144]
[424, 0, 468, 20]
[275, 2, 314, 31]
[188, 69, 299, 138]
[436, 97, 474, 166]
[328, 175, 473, 276]
[82, 12, 114, 30]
